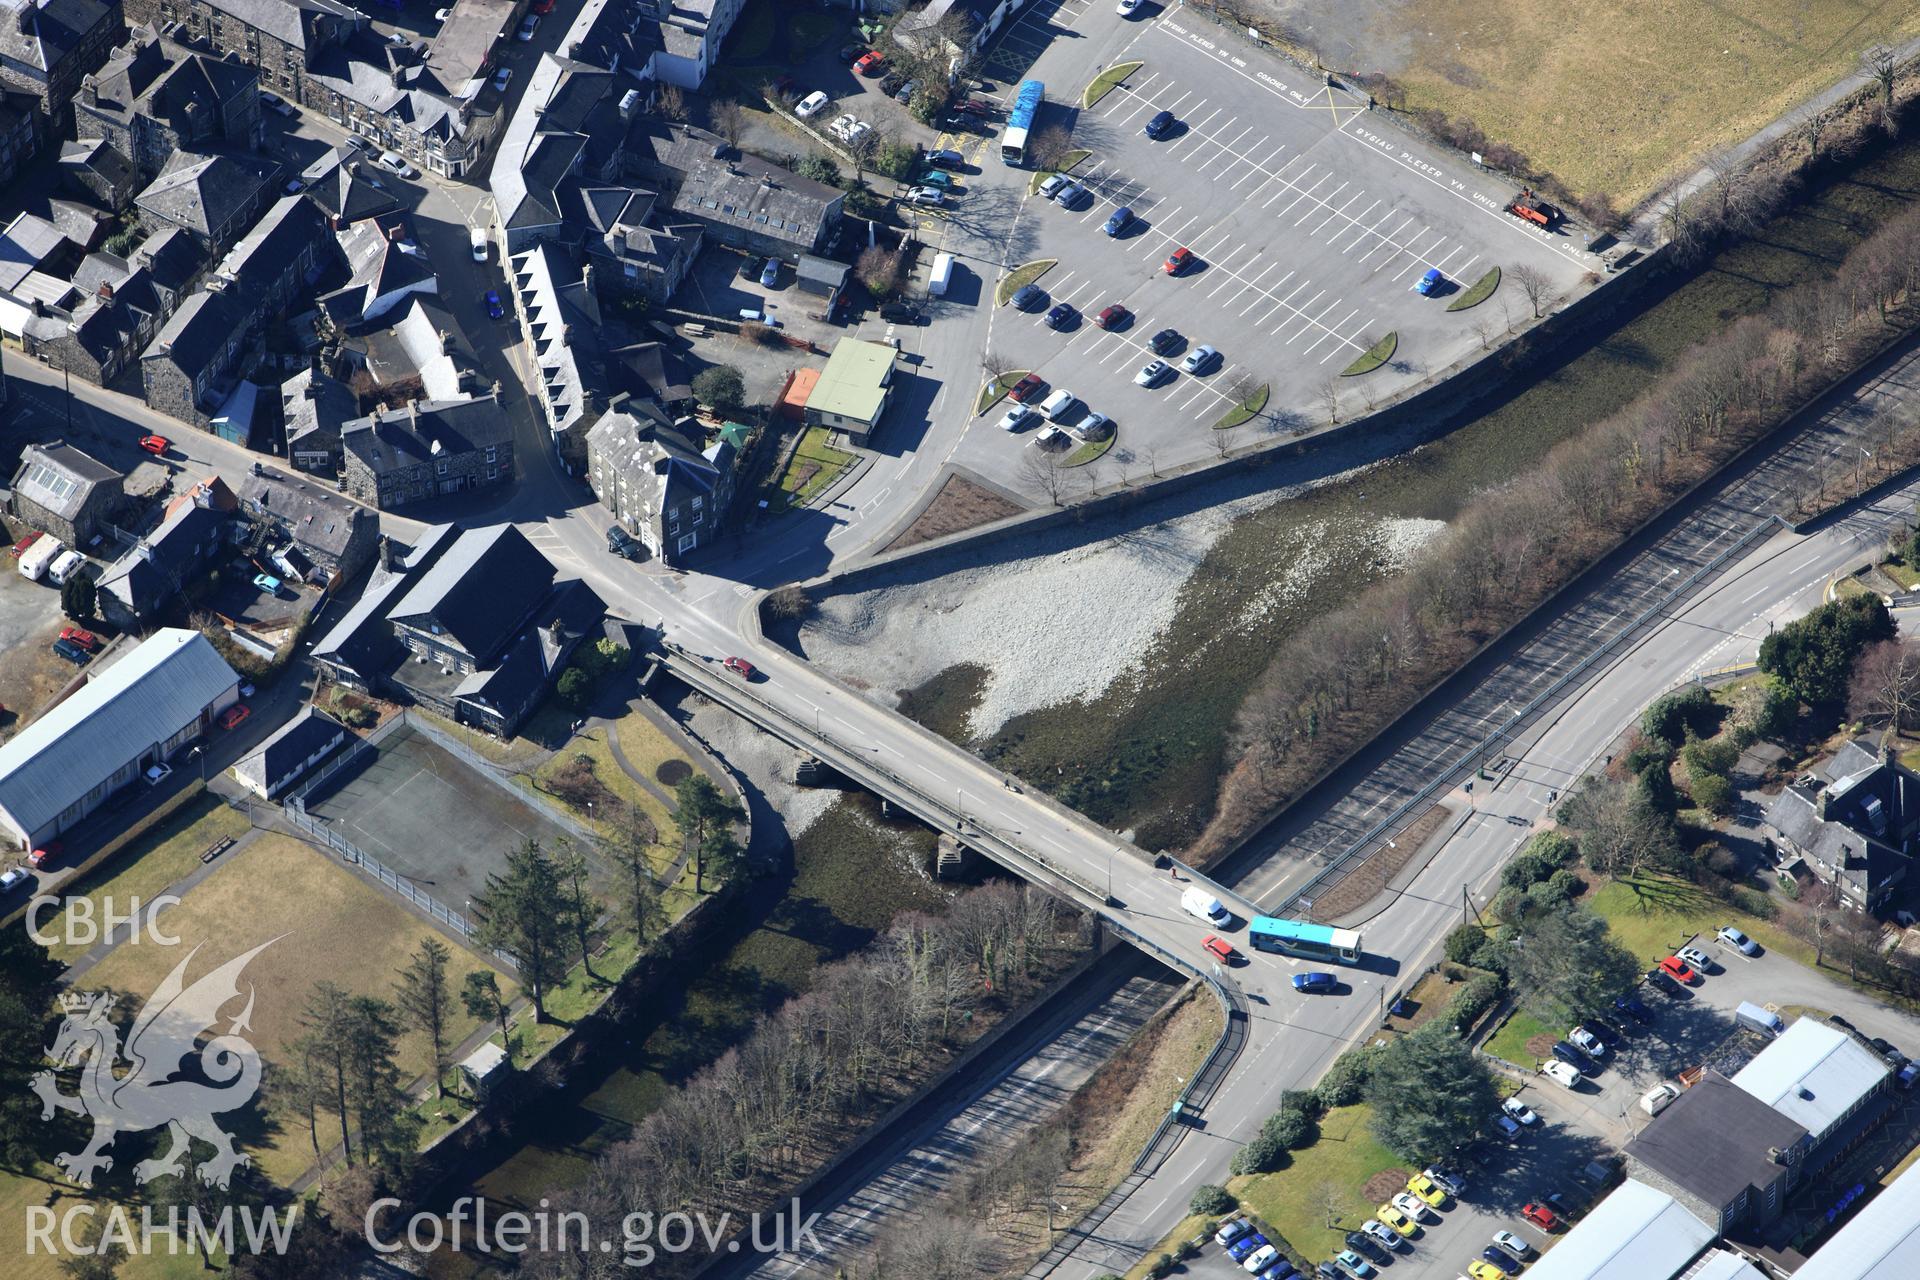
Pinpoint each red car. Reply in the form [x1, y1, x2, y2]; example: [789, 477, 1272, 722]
[28, 839, 62, 868]
[530, 0, 555, 10]
[958, 97, 994, 116]
[723, 656, 757, 680]
[1164, 246, 1194, 275]
[1202, 935, 1239, 965]
[220, 704, 251, 730]
[1521, 1203, 1560, 1230]
[10, 530, 41, 557]
[1008, 373, 1046, 403]
[1659, 955, 1697, 984]
[59, 627, 100, 653]
[853, 51, 885, 76]
[138, 434, 170, 455]
[1096, 303, 1130, 330]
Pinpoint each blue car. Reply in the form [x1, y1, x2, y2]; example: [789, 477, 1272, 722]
[1479, 1246, 1521, 1274]
[1552, 1040, 1600, 1074]
[1260, 1262, 1296, 1280]
[1144, 109, 1175, 138]
[1104, 206, 1133, 237]
[1227, 1233, 1269, 1262]
[1416, 268, 1443, 295]
[485, 288, 505, 319]
[1293, 972, 1337, 993]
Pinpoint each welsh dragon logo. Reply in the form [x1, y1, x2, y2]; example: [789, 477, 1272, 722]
[32, 940, 277, 1189]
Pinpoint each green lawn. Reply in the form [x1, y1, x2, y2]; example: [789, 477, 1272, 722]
[1484, 1007, 1556, 1067]
[1213, 383, 1270, 431]
[976, 370, 1030, 415]
[1231, 1104, 1408, 1263]
[1342, 332, 1398, 377]
[1447, 267, 1502, 312]
[42, 789, 252, 965]
[1881, 555, 1920, 591]
[1064, 432, 1116, 467]
[1027, 150, 1092, 193]
[770, 425, 856, 510]
[1588, 873, 1810, 968]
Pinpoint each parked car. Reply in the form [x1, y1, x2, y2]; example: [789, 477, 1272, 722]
[916, 169, 954, 189]
[1502, 1096, 1538, 1126]
[145, 763, 172, 786]
[1046, 302, 1077, 329]
[1542, 1060, 1583, 1089]
[1375, 1205, 1416, 1237]
[9, 531, 39, 556]
[1551, 1041, 1599, 1074]
[1472, 1252, 1518, 1277]
[906, 186, 946, 206]
[220, 704, 251, 730]
[1659, 955, 1697, 983]
[1521, 1202, 1559, 1230]
[259, 90, 298, 118]
[1037, 173, 1068, 200]
[485, 289, 505, 319]
[1390, 1192, 1435, 1223]
[28, 839, 62, 868]
[853, 50, 885, 76]
[1165, 246, 1194, 273]
[1423, 1166, 1466, 1197]
[1614, 993, 1654, 1023]
[251, 573, 283, 595]
[926, 148, 964, 168]
[51, 637, 92, 665]
[1717, 925, 1761, 955]
[1118, 0, 1144, 14]
[894, 79, 919, 104]
[1490, 1231, 1533, 1259]
[1104, 206, 1133, 236]
[345, 133, 376, 153]
[1640, 1083, 1680, 1115]
[60, 627, 99, 653]
[1677, 945, 1714, 973]
[1052, 180, 1086, 207]
[759, 257, 781, 287]
[722, 656, 756, 680]
[0, 868, 30, 895]
[1227, 1232, 1269, 1262]
[1242, 1245, 1279, 1274]
[1144, 108, 1175, 138]
[1416, 268, 1444, 295]
[796, 90, 830, 118]
[1009, 373, 1046, 401]
[1490, 1113, 1522, 1140]
[492, 67, 512, 93]
[1357, 1221, 1398, 1251]
[1182, 344, 1218, 373]
[377, 150, 418, 178]
[1096, 304, 1130, 329]
[881, 72, 907, 96]
[607, 526, 641, 560]
[1344, 1230, 1381, 1260]
[1293, 972, 1337, 993]
[1135, 359, 1173, 387]
[1011, 284, 1046, 311]
[1405, 1174, 1447, 1207]
[1333, 1251, 1376, 1280]
[1149, 327, 1182, 354]
[996, 404, 1038, 432]
[138, 433, 169, 455]
[1215, 1219, 1254, 1248]
[838, 43, 867, 63]
[516, 13, 538, 40]
[1646, 967, 1685, 997]
[1580, 1018, 1623, 1047]
[470, 227, 488, 261]
[1568, 1026, 1607, 1058]
[1075, 412, 1113, 440]
[1870, 1037, 1907, 1066]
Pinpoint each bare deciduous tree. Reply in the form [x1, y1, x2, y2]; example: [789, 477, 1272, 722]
[1865, 42, 1899, 117]
[654, 83, 687, 122]
[1020, 447, 1067, 506]
[710, 99, 747, 147]
[1028, 124, 1073, 172]
[1791, 102, 1830, 170]
[1848, 638, 1920, 733]
[1510, 263, 1552, 318]
[982, 348, 1014, 380]
[1318, 377, 1340, 425]
[856, 246, 904, 297]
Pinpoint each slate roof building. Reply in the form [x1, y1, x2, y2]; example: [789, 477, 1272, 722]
[126, 0, 361, 104]
[586, 409, 733, 564]
[1622, 1070, 1811, 1233]
[231, 704, 347, 799]
[20, 249, 169, 383]
[297, 148, 405, 227]
[305, 33, 483, 178]
[641, 0, 741, 90]
[312, 522, 608, 735]
[318, 216, 435, 331]
[340, 391, 513, 510]
[9, 440, 122, 545]
[212, 193, 331, 319]
[74, 27, 260, 177]
[0, 627, 239, 850]
[139, 284, 253, 430]
[348, 294, 477, 400]
[280, 364, 356, 474]
[235, 464, 376, 579]
[0, 0, 125, 140]
[96, 488, 233, 627]
[1765, 737, 1918, 913]
[625, 119, 841, 258]
[134, 147, 279, 252]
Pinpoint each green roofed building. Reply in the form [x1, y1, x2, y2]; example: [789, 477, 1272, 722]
[805, 339, 896, 446]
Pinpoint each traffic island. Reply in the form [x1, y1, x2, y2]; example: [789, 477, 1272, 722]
[996, 259, 1056, 306]
[1211, 383, 1270, 430]
[1063, 427, 1117, 467]
[1341, 332, 1398, 376]
[1447, 267, 1502, 312]
[1084, 60, 1144, 108]
[976, 370, 1032, 415]
[1027, 149, 1092, 194]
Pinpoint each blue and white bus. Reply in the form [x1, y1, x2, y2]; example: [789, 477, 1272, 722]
[1001, 79, 1045, 165]
[1247, 916, 1363, 963]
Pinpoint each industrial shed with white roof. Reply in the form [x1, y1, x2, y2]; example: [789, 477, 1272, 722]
[1731, 1019, 1891, 1148]
[0, 629, 239, 849]
[1793, 1156, 1920, 1279]
[1524, 1178, 1715, 1280]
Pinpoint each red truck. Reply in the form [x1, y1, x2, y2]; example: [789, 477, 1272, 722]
[1506, 188, 1562, 228]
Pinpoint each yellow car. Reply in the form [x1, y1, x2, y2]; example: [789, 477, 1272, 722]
[1376, 1204, 1417, 1237]
[1468, 1262, 1506, 1280]
[1406, 1174, 1447, 1208]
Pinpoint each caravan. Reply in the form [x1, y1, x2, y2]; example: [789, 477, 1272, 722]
[18, 535, 64, 582]
[47, 550, 86, 586]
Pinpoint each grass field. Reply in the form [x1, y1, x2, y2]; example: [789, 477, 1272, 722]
[80, 834, 514, 1186]
[1384, 0, 1920, 204]
[769, 426, 857, 511]
[0, 1166, 220, 1280]
[1485, 1007, 1556, 1066]
[1588, 873, 1809, 968]
[1231, 1103, 1406, 1263]
[42, 791, 252, 965]
[1447, 267, 1501, 312]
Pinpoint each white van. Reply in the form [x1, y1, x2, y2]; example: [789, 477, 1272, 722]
[18, 535, 64, 581]
[1735, 1001, 1785, 1037]
[1640, 1083, 1679, 1115]
[1181, 885, 1230, 926]
[469, 226, 488, 261]
[46, 549, 85, 586]
[1039, 388, 1076, 421]
[1542, 1060, 1582, 1090]
[929, 251, 954, 297]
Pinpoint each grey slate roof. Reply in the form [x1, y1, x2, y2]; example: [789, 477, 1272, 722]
[0, 629, 237, 841]
[300, 152, 405, 224]
[136, 150, 278, 241]
[232, 705, 348, 798]
[311, 565, 409, 675]
[97, 500, 230, 618]
[197, 0, 361, 51]
[0, 0, 112, 86]
[454, 577, 605, 713]
[142, 286, 246, 378]
[236, 467, 371, 563]
[1765, 738, 1919, 901]
[341, 392, 510, 479]
[216, 195, 329, 302]
[386, 523, 554, 663]
[1623, 1072, 1808, 1212]
[280, 365, 357, 452]
[12, 442, 119, 519]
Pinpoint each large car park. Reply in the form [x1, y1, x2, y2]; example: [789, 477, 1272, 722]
[955, 15, 1591, 486]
